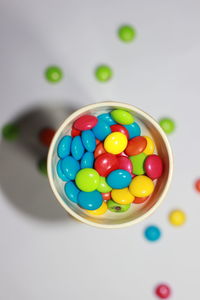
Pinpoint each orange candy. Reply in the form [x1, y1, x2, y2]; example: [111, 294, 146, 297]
[102, 192, 111, 201]
[125, 136, 147, 156]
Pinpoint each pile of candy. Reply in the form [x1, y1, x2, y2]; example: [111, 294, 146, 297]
[56, 109, 163, 215]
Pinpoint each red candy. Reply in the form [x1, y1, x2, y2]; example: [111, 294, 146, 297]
[71, 126, 81, 137]
[144, 154, 163, 180]
[195, 178, 200, 192]
[111, 124, 129, 139]
[94, 153, 119, 177]
[102, 192, 111, 200]
[117, 156, 133, 174]
[74, 115, 98, 131]
[125, 136, 147, 156]
[39, 128, 55, 147]
[117, 151, 127, 157]
[94, 142, 106, 158]
[155, 284, 171, 299]
[134, 196, 149, 204]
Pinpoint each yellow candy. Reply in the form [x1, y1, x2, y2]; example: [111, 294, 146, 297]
[86, 201, 107, 216]
[104, 132, 128, 155]
[168, 210, 186, 226]
[143, 136, 155, 155]
[111, 188, 134, 204]
[129, 175, 154, 197]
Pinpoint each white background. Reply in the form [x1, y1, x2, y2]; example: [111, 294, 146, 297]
[1, 0, 200, 299]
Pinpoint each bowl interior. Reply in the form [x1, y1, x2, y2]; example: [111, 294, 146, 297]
[48, 102, 173, 228]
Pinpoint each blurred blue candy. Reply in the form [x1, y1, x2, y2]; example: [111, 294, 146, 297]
[98, 113, 116, 126]
[80, 152, 94, 168]
[57, 160, 69, 181]
[92, 119, 111, 141]
[61, 156, 80, 180]
[64, 181, 80, 203]
[71, 136, 85, 160]
[78, 190, 103, 210]
[81, 130, 96, 152]
[124, 122, 141, 139]
[57, 135, 72, 158]
[144, 225, 161, 242]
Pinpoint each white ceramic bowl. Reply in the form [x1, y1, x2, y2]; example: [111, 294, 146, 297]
[47, 101, 173, 228]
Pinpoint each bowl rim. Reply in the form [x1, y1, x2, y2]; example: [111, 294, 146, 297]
[47, 101, 173, 229]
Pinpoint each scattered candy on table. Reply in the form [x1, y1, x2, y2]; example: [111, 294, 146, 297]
[118, 25, 136, 42]
[45, 65, 63, 83]
[38, 158, 47, 176]
[144, 225, 161, 242]
[168, 209, 186, 226]
[95, 65, 113, 82]
[39, 128, 55, 147]
[159, 118, 175, 134]
[155, 283, 171, 299]
[2, 123, 20, 141]
[55, 108, 164, 215]
[194, 178, 200, 192]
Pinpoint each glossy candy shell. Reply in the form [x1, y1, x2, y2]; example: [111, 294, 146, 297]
[125, 136, 147, 156]
[57, 135, 72, 159]
[78, 191, 103, 210]
[61, 156, 80, 180]
[74, 115, 98, 131]
[94, 153, 119, 177]
[92, 119, 111, 141]
[144, 154, 163, 180]
[71, 136, 85, 160]
[81, 130, 96, 152]
[64, 181, 80, 203]
[107, 169, 132, 189]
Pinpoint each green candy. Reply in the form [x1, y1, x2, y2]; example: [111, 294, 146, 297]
[2, 123, 19, 141]
[38, 158, 47, 176]
[159, 118, 175, 134]
[95, 65, 112, 82]
[111, 109, 134, 125]
[97, 176, 112, 193]
[118, 25, 136, 42]
[75, 168, 100, 192]
[107, 199, 131, 213]
[45, 66, 63, 83]
[130, 153, 147, 175]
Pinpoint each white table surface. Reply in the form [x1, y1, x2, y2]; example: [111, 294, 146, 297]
[1, 0, 200, 299]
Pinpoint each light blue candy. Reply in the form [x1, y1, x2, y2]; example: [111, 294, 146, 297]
[124, 122, 141, 139]
[57, 135, 72, 158]
[106, 169, 132, 189]
[92, 119, 111, 141]
[98, 113, 116, 126]
[144, 225, 161, 242]
[64, 181, 80, 203]
[81, 130, 96, 152]
[71, 136, 85, 160]
[78, 190, 103, 210]
[57, 160, 69, 181]
[80, 152, 94, 168]
[61, 156, 80, 180]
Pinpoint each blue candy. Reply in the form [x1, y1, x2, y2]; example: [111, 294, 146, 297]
[61, 156, 80, 180]
[80, 152, 94, 168]
[57, 135, 72, 158]
[106, 169, 132, 189]
[71, 136, 85, 160]
[81, 130, 96, 152]
[92, 119, 111, 141]
[57, 160, 69, 181]
[144, 225, 161, 242]
[78, 190, 103, 210]
[124, 122, 141, 139]
[98, 113, 116, 126]
[64, 181, 80, 203]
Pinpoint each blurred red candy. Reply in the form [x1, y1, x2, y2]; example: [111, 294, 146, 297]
[155, 284, 171, 299]
[94, 153, 118, 177]
[71, 126, 81, 137]
[134, 196, 149, 204]
[39, 128, 55, 147]
[125, 136, 147, 156]
[117, 156, 133, 174]
[144, 154, 163, 180]
[74, 115, 98, 131]
[195, 178, 200, 192]
[111, 124, 129, 139]
[102, 192, 111, 201]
